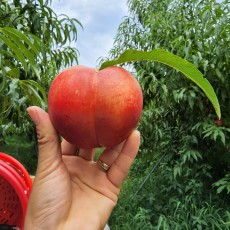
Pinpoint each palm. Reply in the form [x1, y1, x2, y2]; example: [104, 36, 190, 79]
[29, 155, 116, 229]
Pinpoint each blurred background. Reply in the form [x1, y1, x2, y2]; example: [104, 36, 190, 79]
[0, 0, 229, 229]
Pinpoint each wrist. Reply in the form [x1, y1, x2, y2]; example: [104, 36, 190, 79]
[60, 215, 102, 230]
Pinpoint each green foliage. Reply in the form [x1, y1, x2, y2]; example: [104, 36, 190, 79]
[110, 149, 230, 229]
[109, 0, 230, 228]
[0, 134, 38, 174]
[0, 0, 82, 142]
[213, 173, 230, 194]
[100, 49, 221, 119]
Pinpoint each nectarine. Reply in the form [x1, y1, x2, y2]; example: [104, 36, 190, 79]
[48, 65, 143, 149]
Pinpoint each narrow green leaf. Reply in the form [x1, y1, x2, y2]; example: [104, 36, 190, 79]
[7, 68, 20, 78]
[19, 80, 46, 108]
[0, 34, 27, 70]
[4, 30, 40, 78]
[217, 185, 227, 194]
[0, 30, 40, 79]
[213, 130, 219, 141]
[99, 49, 221, 119]
[31, 34, 46, 58]
[219, 131, 226, 145]
[23, 79, 47, 104]
[203, 130, 214, 139]
[0, 54, 7, 93]
[2, 27, 39, 55]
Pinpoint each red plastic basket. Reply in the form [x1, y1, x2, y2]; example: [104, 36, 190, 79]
[0, 152, 32, 230]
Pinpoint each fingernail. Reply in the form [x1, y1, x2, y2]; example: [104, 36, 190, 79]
[27, 106, 40, 126]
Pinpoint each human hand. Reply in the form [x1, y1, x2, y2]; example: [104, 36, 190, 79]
[24, 106, 140, 230]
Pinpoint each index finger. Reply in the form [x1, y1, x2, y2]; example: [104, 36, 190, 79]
[107, 130, 140, 188]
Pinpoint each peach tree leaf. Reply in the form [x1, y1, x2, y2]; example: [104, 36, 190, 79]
[99, 49, 221, 119]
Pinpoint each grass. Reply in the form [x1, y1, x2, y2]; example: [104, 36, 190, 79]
[0, 134, 38, 175]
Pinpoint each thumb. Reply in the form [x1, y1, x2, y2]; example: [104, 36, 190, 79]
[27, 106, 62, 173]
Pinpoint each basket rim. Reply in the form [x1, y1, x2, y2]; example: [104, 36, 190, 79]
[0, 152, 32, 190]
[0, 152, 33, 229]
